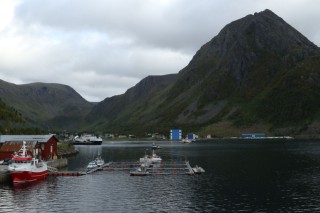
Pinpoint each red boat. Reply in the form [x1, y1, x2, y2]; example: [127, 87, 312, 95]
[8, 141, 48, 183]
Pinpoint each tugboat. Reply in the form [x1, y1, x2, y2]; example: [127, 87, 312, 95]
[8, 141, 48, 183]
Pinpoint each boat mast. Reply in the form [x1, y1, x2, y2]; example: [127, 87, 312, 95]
[21, 141, 27, 156]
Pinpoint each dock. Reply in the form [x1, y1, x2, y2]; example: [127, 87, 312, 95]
[138, 161, 195, 176]
[95, 161, 195, 176]
[2, 161, 201, 180]
[48, 171, 86, 176]
[103, 161, 141, 172]
[84, 161, 197, 176]
[47, 165, 86, 176]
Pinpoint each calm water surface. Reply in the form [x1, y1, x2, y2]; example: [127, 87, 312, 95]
[2, 140, 320, 212]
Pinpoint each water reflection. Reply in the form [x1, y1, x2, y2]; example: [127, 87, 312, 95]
[2, 140, 320, 212]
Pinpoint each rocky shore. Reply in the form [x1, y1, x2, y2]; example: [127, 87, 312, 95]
[57, 142, 79, 158]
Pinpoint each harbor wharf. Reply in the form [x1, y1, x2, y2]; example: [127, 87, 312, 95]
[104, 161, 141, 171]
[1, 161, 200, 181]
[105, 161, 195, 175]
[48, 171, 86, 176]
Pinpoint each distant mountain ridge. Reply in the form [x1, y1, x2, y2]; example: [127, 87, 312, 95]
[1, 9, 320, 137]
[0, 79, 93, 130]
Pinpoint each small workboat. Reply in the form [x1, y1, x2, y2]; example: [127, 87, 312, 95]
[8, 141, 48, 184]
[130, 163, 151, 176]
[151, 143, 161, 150]
[87, 153, 105, 170]
[95, 154, 105, 167]
[87, 161, 98, 170]
[130, 167, 149, 176]
[139, 150, 162, 164]
[181, 139, 192, 143]
[192, 165, 205, 174]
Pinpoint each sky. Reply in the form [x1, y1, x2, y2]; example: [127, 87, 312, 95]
[0, 0, 319, 102]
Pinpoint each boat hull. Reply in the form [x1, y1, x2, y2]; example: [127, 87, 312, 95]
[130, 172, 148, 176]
[10, 170, 48, 183]
[70, 141, 103, 145]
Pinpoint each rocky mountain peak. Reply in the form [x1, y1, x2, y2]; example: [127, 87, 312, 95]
[186, 9, 319, 86]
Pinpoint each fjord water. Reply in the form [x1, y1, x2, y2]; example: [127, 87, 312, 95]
[2, 140, 320, 212]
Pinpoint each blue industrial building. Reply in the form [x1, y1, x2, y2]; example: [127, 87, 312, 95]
[170, 129, 182, 141]
[187, 133, 198, 141]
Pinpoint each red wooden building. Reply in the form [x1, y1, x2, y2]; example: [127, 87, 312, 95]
[0, 135, 58, 161]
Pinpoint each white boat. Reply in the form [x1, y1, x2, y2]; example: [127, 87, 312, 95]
[181, 139, 192, 143]
[87, 154, 105, 170]
[95, 154, 105, 167]
[87, 161, 98, 170]
[192, 165, 205, 174]
[151, 143, 161, 150]
[8, 141, 48, 183]
[139, 150, 162, 164]
[130, 167, 149, 176]
[71, 134, 103, 145]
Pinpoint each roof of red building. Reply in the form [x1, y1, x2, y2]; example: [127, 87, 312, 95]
[0, 134, 58, 144]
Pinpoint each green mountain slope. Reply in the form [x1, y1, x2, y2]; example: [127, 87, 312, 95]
[0, 80, 94, 130]
[0, 98, 25, 133]
[0, 98, 23, 122]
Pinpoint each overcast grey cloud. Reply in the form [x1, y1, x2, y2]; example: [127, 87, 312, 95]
[0, 0, 319, 101]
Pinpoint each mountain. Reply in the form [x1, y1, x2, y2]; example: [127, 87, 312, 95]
[1, 9, 320, 137]
[0, 99, 23, 119]
[86, 9, 320, 136]
[86, 74, 178, 132]
[0, 80, 94, 130]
